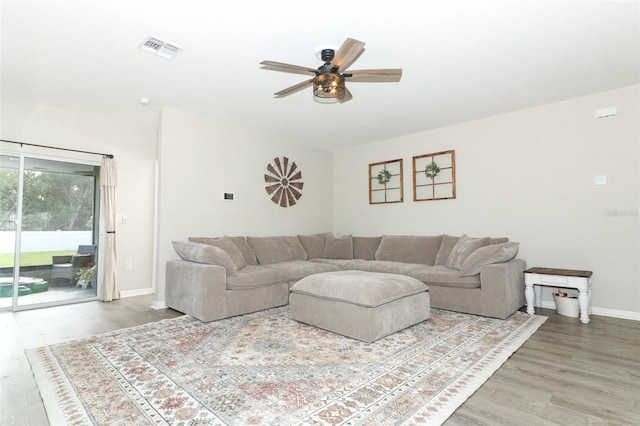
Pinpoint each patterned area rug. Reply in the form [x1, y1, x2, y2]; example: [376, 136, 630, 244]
[26, 307, 546, 425]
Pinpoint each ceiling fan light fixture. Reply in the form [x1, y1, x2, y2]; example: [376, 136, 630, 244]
[313, 73, 345, 103]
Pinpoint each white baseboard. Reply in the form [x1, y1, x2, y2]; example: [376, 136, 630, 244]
[591, 307, 640, 321]
[536, 301, 640, 321]
[151, 300, 167, 310]
[119, 288, 167, 309]
[120, 288, 153, 298]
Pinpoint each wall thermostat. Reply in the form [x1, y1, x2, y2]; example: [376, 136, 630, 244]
[223, 192, 234, 200]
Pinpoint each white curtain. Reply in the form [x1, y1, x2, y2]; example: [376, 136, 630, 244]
[100, 157, 119, 301]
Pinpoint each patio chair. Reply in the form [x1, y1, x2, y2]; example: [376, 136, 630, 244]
[51, 245, 96, 286]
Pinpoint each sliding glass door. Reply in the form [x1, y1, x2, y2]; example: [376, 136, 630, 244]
[0, 153, 101, 311]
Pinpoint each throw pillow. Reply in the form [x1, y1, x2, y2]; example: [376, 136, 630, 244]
[226, 235, 258, 265]
[246, 236, 308, 264]
[188, 236, 246, 269]
[434, 235, 460, 265]
[298, 232, 331, 259]
[374, 235, 443, 265]
[172, 241, 238, 275]
[445, 234, 490, 270]
[353, 236, 382, 260]
[459, 242, 520, 276]
[323, 234, 354, 259]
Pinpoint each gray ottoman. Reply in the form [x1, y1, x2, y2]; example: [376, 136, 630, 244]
[289, 270, 430, 343]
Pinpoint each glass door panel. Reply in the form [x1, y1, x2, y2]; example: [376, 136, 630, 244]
[0, 154, 100, 310]
[0, 154, 20, 310]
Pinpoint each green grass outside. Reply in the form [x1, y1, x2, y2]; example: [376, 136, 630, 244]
[0, 250, 76, 267]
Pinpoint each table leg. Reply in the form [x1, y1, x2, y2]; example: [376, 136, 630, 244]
[525, 282, 535, 315]
[534, 285, 542, 308]
[578, 289, 590, 324]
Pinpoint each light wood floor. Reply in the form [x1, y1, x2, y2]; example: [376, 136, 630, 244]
[1, 296, 638, 425]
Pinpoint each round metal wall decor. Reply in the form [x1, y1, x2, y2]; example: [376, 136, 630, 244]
[264, 157, 304, 207]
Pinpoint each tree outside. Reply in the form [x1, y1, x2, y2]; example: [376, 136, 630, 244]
[0, 169, 95, 232]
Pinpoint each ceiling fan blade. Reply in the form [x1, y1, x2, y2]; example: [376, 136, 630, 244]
[260, 60, 317, 75]
[331, 38, 365, 72]
[347, 69, 402, 82]
[339, 88, 353, 103]
[274, 78, 314, 97]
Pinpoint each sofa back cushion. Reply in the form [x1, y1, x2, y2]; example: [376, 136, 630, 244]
[353, 236, 382, 260]
[188, 236, 246, 269]
[323, 234, 353, 259]
[435, 235, 460, 265]
[445, 234, 490, 270]
[459, 242, 519, 276]
[226, 236, 258, 265]
[172, 241, 238, 275]
[489, 237, 509, 245]
[298, 232, 331, 259]
[374, 235, 443, 266]
[247, 236, 307, 265]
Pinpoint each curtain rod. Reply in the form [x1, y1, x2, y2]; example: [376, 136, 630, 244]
[0, 139, 114, 159]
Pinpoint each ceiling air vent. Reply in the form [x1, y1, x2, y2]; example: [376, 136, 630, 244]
[139, 36, 181, 60]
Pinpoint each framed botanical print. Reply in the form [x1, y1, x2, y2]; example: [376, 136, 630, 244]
[413, 150, 456, 201]
[369, 158, 403, 204]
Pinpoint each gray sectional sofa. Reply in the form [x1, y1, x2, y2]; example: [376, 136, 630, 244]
[166, 233, 525, 322]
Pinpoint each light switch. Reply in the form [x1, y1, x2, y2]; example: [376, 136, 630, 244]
[594, 176, 608, 186]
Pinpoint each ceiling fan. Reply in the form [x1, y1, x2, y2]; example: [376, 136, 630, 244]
[260, 38, 402, 104]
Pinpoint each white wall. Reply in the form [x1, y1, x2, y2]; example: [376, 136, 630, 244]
[0, 100, 158, 295]
[154, 107, 334, 305]
[334, 85, 640, 317]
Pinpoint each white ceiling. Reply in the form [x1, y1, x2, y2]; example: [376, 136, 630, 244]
[2, 1, 638, 151]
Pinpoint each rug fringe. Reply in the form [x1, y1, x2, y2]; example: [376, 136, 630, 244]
[25, 346, 92, 426]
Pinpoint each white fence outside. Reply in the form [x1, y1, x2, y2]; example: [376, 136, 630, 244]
[0, 231, 93, 253]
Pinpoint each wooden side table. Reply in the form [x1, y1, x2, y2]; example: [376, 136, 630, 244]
[524, 267, 593, 324]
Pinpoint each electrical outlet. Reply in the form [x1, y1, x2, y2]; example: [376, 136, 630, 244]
[125, 259, 132, 270]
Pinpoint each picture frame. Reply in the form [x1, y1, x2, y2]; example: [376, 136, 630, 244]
[412, 150, 456, 201]
[369, 158, 403, 204]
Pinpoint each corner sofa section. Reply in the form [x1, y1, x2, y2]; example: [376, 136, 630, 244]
[166, 233, 525, 322]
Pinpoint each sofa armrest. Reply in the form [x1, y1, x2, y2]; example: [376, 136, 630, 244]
[479, 258, 527, 318]
[166, 259, 228, 322]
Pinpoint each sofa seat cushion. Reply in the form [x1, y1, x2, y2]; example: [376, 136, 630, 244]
[309, 258, 353, 269]
[343, 259, 424, 275]
[375, 235, 443, 266]
[290, 271, 428, 308]
[408, 265, 481, 289]
[226, 265, 290, 290]
[266, 260, 341, 281]
[247, 236, 307, 265]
